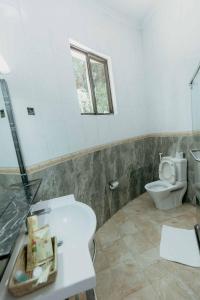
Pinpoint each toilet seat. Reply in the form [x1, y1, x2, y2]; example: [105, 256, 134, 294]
[145, 180, 185, 193]
[145, 180, 172, 192]
[159, 157, 176, 185]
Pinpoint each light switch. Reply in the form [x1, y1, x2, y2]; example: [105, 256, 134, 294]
[0, 109, 5, 118]
[27, 107, 35, 115]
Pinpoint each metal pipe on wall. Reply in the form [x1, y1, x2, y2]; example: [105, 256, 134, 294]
[190, 62, 200, 88]
[0, 79, 29, 186]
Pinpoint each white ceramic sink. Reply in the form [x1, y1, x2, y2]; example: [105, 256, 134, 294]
[31, 195, 96, 245]
[0, 195, 97, 300]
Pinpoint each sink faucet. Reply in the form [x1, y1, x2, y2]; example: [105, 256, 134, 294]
[29, 208, 52, 216]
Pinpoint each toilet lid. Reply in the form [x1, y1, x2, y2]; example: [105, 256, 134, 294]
[159, 157, 176, 184]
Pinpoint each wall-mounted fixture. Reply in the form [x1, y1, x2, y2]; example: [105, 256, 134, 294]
[0, 109, 5, 118]
[109, 180, 119, 190]
[0, 54, 28, 185]
[27, 107, 35, 115]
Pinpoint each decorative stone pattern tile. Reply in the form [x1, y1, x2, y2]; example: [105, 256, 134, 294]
[0, 174, 21, 188]
[0, 180, 41, 257]
[1, 133, 199, 227]
[26, 133, 200, 227]
[95, 193, 198, 300]
[29, 137, 154, 227]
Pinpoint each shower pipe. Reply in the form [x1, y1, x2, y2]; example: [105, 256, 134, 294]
[0, 79, 28, 186]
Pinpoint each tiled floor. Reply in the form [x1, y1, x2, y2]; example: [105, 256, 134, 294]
[95, 193, 199, 300]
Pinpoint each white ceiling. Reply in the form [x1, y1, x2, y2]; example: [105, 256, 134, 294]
[100, 0, 159, 25]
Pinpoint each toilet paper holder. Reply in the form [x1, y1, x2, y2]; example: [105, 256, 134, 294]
[109, 180, 119, 190]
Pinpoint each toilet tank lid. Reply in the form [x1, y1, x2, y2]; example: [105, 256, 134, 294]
[159, 157, 176, 185]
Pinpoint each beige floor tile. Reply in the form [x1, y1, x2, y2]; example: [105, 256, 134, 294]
[95, 193, 198, 300]
[94, 248, 110, 273]
[136, 222, 161, 246]
[150, 275, 197, 300]
[122, 202, 155, 218]
[96, 261, 148, 300]
[94, 234, 103, 252]
[112, 206, 139, 237]
[123, 214, 144, 228]
[129, 193, 154, 207]
[112, 209, 128, 224]
[164, 213, 197, 229]
[103, 239, 133, 267]
[143, 210, 172, 223]
[164, 204, 196, 218]
[172, 263, 200, 297]
[96, 269, 117, 300]
[136, 246, 160, 271]
[123, 232, 154, 256]
[117, 219, 139, 237]
[143, 259, 173, 283]
[123, 284, 159, 300]
[121, 197, 156, 223]
[112, 261, 148, 298]
[96, 218, 120, 249]
[133, 218, 158, 231]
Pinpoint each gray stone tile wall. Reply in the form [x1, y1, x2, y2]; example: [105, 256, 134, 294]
[0, 135, 200, 226]
[0, 174, 21, 190]
[3, 133, 198, 228]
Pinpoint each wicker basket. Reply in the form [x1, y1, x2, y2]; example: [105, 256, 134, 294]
[8, 237, 57, 297]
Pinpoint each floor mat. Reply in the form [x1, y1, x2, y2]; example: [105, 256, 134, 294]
[160, 225, 200, 267]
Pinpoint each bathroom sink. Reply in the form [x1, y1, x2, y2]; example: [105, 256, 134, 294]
[0, 195, 97, 300]
[31, 195, 96, 245]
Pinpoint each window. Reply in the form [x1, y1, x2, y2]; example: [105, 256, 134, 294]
[70, 45, 114, 115]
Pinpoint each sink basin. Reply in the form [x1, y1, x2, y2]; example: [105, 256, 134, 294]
[1, 195, 97, 300]
[31, 195, 96, 245]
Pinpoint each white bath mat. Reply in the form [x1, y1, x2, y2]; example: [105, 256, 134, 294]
[160, 225, 200, 267]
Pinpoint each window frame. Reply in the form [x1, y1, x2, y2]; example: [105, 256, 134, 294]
[70, 44, 114, 115]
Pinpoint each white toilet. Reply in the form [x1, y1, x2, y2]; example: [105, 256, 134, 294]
[145, 156, 187, 210]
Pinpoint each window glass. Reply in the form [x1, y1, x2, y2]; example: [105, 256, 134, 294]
[90, 59, 110, 114]
[70, 45, 113, 115]
[71, 49, 94, 113]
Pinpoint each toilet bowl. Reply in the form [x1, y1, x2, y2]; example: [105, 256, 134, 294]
[145, 156, 187, 210]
